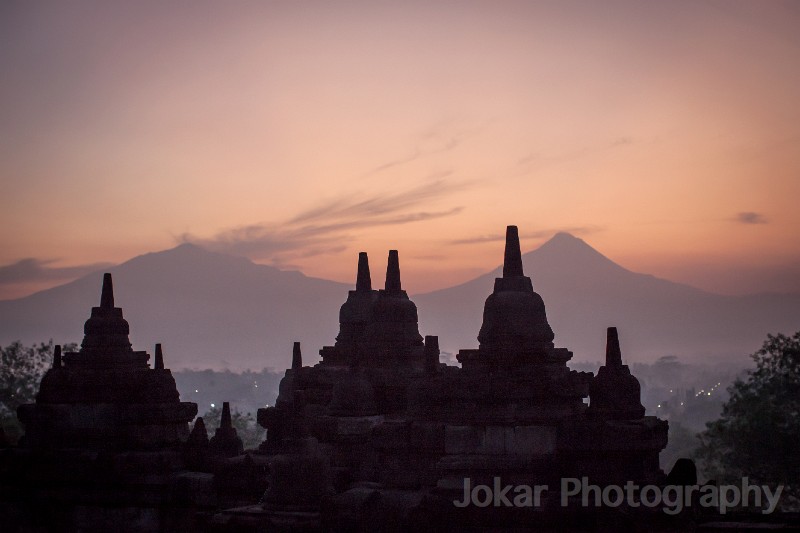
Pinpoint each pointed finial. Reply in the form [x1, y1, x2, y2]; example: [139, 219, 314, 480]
[424, 335, 440, 374]
[154, 343, 164, 370]
[385, 250, 401, 291]
[502, 226, 524, 278]
[292, 341, 302, 370]
[221, 402, 232, 429]
[356, 252, 372, 291]
[188, 417, 209, 445]
[194, 417, 207, 435]
[606, 327, 622, 367]
[100, 273, 115, 309]
[53, 344, 62, 369]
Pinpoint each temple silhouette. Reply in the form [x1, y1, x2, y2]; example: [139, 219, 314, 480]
[2, 226, 680, 531]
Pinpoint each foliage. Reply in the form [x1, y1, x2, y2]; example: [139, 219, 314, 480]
[0, 340, 78, 442]
[201, 405, 265, 450]
[0, 340, 78, 415]
[696, 331, 800, 503]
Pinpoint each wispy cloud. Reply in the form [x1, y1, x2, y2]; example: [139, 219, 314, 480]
[450, 234, 508, 245]
[734, 212, 769, 224]
[291, 174, 459, 224]
[515, 136, 637, 174]
[360, 120, 490, 178]
[610, 136, 633, 147]
[449, 226, 602, 245]
[0, 258, 112, 285]
[516, 146, 591, 170]
[183, 179, 469, 263]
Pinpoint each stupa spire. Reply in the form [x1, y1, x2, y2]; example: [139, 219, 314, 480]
[221, 402, 233, 429]
[356, 252, 372, 291]
[187, 417, 209, 446]
[100, 273, 115, 309]
[292, 342, 302, 370]
[605, 327, 622, 367]
[588, 326, 645, 419]
[79, 273, 136, 359]
[385, 250, 401, 292]
[53, 345, 62, 369]
[477, 225, 555, 361]
[209, 401, 243, 457]
[154, 344, 165, 370]
[424, 335, 440, 374]
[502, 226, 524, 278]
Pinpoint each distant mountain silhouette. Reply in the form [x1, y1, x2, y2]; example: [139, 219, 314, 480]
[0, 243, 349, 370]
[2, 235, 798, 369]
[416, 232, 800, 364]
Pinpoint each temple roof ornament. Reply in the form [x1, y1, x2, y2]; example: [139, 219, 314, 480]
[326, 250, 423, 367]
[588, 327, 647, 420]
[78, 273, 138, 360]
[209, 402, 244, 458]
[19, 273, 197, 449]
[291, 341, 302, 370]
[356, 251, 372, 292]
[476, 225, 555, 362]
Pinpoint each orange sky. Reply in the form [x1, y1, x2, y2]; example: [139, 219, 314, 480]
[1, 1, 799, 300]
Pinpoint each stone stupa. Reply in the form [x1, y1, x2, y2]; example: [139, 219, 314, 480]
[18, 273, 197, 450]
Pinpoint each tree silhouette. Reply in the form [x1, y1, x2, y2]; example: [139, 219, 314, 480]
[0, 340, 77, 442]
[696, 331, 800, 504]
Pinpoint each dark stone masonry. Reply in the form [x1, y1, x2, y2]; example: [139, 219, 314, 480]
[18, 274, 197, 450]
[3, 225, 711, 532]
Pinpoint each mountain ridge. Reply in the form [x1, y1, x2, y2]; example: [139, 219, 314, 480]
[0, 243, 350, 370]
[416, 233, 800, 363]
[2, 233, 798, 370]
[416, 232, 711, 300]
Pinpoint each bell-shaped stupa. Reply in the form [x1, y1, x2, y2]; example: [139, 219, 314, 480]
[18, 273, 197, 450]
[475, 226, 556, 365]
[588, 327, 647, 419]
